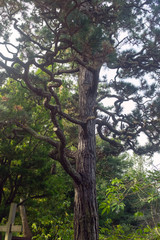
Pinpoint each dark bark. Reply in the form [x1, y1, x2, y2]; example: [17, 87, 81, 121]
[74, 66, 99, 240]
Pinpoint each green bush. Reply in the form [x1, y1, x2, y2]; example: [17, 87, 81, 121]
[32, 214, 74, 240]
[99, 224, 160, 240]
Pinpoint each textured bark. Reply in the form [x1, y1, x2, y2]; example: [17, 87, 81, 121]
[74, 66, 99, 240]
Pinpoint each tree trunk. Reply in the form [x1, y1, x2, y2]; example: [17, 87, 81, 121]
[74, 66, 99, 240]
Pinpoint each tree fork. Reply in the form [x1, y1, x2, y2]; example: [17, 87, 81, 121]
[74, 66, 99, 240]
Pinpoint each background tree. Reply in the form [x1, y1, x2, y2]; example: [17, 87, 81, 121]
[0, 1, 160, 239]
[99, 158, 160, 240]
[0, 79, 75, 239]
[0, 80, 52, 219]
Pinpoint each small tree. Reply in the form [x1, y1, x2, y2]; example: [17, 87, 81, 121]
[0, 1, 160, 239]
[0, 80, 53, 220]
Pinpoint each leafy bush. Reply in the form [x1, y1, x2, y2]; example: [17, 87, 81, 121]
[32, 214, 73, 240]
[99, 224, 160, 240]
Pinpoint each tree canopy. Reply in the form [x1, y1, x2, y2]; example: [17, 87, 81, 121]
[0, 0, 160, 239]
[0, 0, 159, 156]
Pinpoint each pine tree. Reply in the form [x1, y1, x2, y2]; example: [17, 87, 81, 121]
[0, 1, 160, 239]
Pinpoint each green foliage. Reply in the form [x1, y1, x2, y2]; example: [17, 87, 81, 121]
[31, 215, 73, 240]
[0, 1, 160, 239]
[100, 178, 126, 216]
[99, 165, 160, 239]
[96, 138, 133, 180]
[99, 224, 160, 240]
[23, 162, 74, 239]
[0, 79, 75, 238]
[96, 138, 134, 229]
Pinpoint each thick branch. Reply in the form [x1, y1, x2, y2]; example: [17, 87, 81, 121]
[17, 123, 58, 148]
[17, 123, 82, 184]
